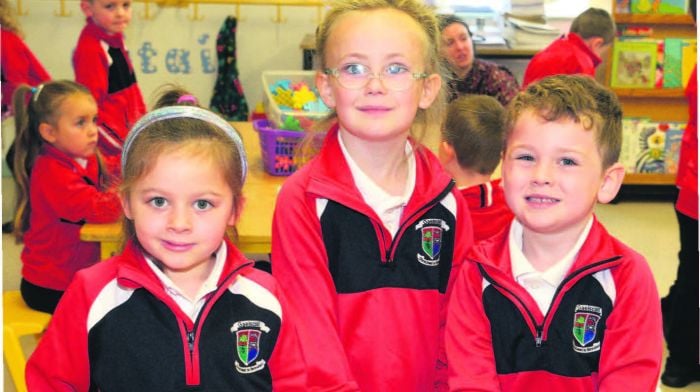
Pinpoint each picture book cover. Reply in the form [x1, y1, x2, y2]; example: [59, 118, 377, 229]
[635, 120, 666, 174]
[631, 0, 688, 14]
[611, 39, 659, 88]
[682, 39, 697, 88]
[664, 38, 684, 88]
[663, 123, 685, 174]
[616, 0, 631, 13]
[620, 118, 645, 173]
[655, 39, 665, 88]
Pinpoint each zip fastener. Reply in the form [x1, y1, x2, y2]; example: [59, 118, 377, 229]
[478, 264, 542, 347]
[181, 260, 254, 383]
[479, 255, 622, 347]
[385, 181, 455, 262]
[538, 255, 622, 342]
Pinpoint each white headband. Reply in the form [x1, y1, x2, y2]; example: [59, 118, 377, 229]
[122, 106, 247, 184]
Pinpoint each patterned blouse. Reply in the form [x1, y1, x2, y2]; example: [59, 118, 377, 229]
[446, 58, 520, 106]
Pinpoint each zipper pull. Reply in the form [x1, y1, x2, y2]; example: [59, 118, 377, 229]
[535, 327, 543, 347]
[187, 330, 195, 351]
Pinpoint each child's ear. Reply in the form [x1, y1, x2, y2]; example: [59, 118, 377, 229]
[418, 73, 442, 109]
[438, 140, 455, 166]
[228, 196, 246, 226]
[120, 192, 133, 219]
[38, 123, 57, 144]
[315, 71, 336, 109]
[597, 162, 625, 204]
[80, 0, 93, 16]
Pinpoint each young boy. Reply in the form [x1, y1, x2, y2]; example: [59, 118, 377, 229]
[445, 75, 663, 391]
[74, 0, 146, 159]
[522, 8, 615, 88]
[439, 95, 513, 243]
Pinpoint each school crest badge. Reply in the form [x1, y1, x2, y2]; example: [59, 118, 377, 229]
[572, 304, 603, 353]
[231, 320, 270, 373]
[415, 219, 450, 266]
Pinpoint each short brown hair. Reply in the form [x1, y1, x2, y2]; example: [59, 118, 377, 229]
[570, 8, 616, 44]
[506, 75, 622, 169]
[442, 95, 505, 175]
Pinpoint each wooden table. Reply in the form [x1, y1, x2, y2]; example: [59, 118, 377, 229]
[80, 122, 288, 259]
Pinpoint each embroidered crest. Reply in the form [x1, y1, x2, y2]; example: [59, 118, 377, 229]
[231, 320, 270, 373]
[572, 304, 602, 353]
[415, 219, 450, 266]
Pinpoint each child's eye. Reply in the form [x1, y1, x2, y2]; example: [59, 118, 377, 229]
[559, 157, 578, 166]
[341, 63, 368, 76]
[149, 197, 167, 208]
[515, 154, 534, 162]
[385, 63, 409, 76]
[194, 200, 212, 211]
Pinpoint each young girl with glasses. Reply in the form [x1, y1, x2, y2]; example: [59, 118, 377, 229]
[270, 0, 474, 390]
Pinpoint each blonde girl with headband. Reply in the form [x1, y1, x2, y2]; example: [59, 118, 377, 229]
[26, 98, 306, 391]
[12, 80, 122, 314]
[270, 0, 474, 390]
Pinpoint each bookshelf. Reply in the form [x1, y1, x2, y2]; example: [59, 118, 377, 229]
[609, 2, 696, 187]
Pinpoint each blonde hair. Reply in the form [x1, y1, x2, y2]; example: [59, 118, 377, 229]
[506, 75, 622, 169]
[0, 0, 22, 36]
[12, 81, 111, 242]
[300, 0, 446, 162]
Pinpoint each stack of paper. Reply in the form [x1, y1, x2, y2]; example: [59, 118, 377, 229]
[503, 15, 561, 50]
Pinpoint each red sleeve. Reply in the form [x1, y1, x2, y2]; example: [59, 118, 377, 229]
[1, 29, 51, 111]
[270, 177, 361, 392]
[33, 160, 122, 224]
[26, 271, 93, 391]
[445, 259, 501, 392]
[266, 276, 309, 391]
[597, 254, 663, 391]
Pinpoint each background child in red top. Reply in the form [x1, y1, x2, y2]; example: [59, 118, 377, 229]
[1, 0, 52, 232]
[522, 8, 615, 88]
[439, 94, 513, 244]
[27, 100, 306, 391]
[271, 0, 473, 390]
[74, 0, 146, 159]
[446, 75, 662, 391]
[660, 0, 699, 387]
[12, 80, 122, 313]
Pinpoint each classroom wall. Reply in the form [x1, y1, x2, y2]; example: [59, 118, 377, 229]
[16, 0, 612, 113]
[17, 0, 319, 111]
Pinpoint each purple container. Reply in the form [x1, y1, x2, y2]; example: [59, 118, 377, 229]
[253, 119, 305, 176]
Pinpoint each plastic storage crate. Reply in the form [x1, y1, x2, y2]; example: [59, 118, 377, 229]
[261, 70, 329, 131]
[253, 119, 304, 176]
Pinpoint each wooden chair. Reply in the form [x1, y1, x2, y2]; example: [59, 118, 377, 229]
[3, 290, 51, 392]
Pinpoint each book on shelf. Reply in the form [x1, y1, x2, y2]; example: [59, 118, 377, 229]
[611, 39, 659, 88]
[681, 39, 697, 88]
[663, 123, 685, 174]
[620, 118, 645, 173]
[616, 0, 631, 13]
[664, 38, 685, 88]
[634, 120, 666, 174]
[630, 0, 689, 14]
[621, 118, 686, 174]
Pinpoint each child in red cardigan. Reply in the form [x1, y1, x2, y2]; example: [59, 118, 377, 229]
[74, 0, 146, 159]
[12, 80, 121, 313]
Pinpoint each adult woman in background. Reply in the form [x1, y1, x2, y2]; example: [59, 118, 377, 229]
[438, 14, 519, 106]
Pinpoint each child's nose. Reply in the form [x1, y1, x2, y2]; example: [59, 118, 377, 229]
[168, 206, 192, 232]
[533, 162, 553, 185]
